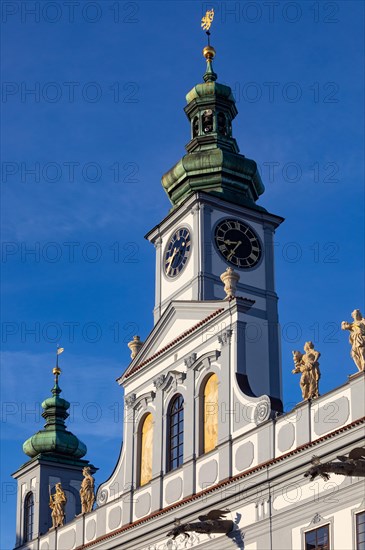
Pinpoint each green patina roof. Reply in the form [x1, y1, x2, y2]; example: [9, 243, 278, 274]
[162, 148, 265, 210]
[186, 81, 234, 104]
[23, 378, 87, 459]
[161, 53, 266, 210]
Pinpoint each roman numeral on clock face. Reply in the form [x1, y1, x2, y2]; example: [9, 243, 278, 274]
[164, 227, 192, 278]
[214, 218, 262, 269]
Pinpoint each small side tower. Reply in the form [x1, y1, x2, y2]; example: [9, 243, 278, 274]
[12, 352, 96, 546]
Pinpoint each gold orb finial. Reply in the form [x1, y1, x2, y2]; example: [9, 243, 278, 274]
[203, 45, 216, 60]
[53, 366, 61, 384]
[53, 346, 64, 382]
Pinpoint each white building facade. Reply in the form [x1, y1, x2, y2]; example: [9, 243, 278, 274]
[13, 37, 365, 550]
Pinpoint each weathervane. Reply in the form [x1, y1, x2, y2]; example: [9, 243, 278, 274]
[201, 9, 214, 45]
[200, 9, 217, 82]
[53, 345, 64, 383]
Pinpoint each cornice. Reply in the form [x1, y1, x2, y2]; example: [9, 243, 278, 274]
[75, 416, 365, 549]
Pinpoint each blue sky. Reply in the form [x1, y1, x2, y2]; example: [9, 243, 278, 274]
[1, 1, 364, 548]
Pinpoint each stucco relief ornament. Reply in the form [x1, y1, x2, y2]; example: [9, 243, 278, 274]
[220, 267, 240, 299]
[166, 532, 200, 549]
[218, 329, 232, 346]
[49, 482, 67, 529]
[311, 513, 324, 524]
[341, 309, 365, 372]
[80, 466, 95, 514]
[184, 353, 197, 368]
[154, 236, 163, 249]
[96, 489, 108, 506]
[253, 396, 271, 425]
[154, 374, 166, 390]
[128, 335, 144, 359]
[125, 393, 136, 408]
[292, 341, 321, 400]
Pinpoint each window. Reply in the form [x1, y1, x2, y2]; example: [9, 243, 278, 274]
[139, 413, 153, 486]
[202, 109, 214, 133]
[24, 492, 34, 542]
[305, 524, 330, 550]
[167, 394, 184, 471]
[192, 116, 199, 138]
[356, 511, 365, 550]
[203, 373, 218, 453]
[217, 112, 227, 135]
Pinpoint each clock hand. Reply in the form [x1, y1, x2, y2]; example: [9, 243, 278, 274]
[227, 240, 242, 260]
[224, 240, 240, 246]
[166, 247, 178, 274]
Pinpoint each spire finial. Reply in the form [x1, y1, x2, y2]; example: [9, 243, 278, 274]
[53, 345, 64, 385]
[23, 344, 89, 459]
[201, 9, 217, 82]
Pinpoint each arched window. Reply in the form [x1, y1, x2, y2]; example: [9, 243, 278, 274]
[167, 394, 184, 472]
[24, 492, 34, 542]
[140, 413, 153, 486]
[192, 115, 199, 138]
[202, 109, 214, 133]
[203, 374, 219, 453]
[217, 112, 227, 135]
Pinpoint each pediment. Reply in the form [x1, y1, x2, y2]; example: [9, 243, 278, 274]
[119, 300, 227, 384]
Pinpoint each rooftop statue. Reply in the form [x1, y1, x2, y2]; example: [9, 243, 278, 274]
[292, 341, 321, 400]
[341, 309, 365, 372]
[304, 447, 365, 481]
[49, 482, 67, 529]
[80, 466, 95, 514]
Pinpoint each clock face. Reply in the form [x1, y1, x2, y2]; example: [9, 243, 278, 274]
[164, 227, 191, 278]
[214, 218, 262, 268]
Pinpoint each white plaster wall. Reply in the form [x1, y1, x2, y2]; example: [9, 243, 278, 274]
[126, 328, 224, 395]
[195, 452, 220, 492]
[310, 388, 352, 438]
[232, 433, 258, 475]
[162, 472, 184, 508]
[291, 505, 356, 550]
[333, 505, 358, 550]
[273, 474, 347, 512]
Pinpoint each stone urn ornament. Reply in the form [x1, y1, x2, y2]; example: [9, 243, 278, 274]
[220, 267, 240, 299]
[128, 335, 143, 359]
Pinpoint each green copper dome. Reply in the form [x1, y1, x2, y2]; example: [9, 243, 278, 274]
[23, 376, 87, 459]
[185, 81, 234, 104]
[161, 47, 266, 211]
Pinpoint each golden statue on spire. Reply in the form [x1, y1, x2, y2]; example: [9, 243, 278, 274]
[201, 9, 216, 64]
[201, 9, 214, 32]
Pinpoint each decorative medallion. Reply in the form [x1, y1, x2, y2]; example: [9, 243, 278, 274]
[253, 396, 271, 425]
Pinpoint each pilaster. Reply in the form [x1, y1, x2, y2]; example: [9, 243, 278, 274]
[122, 396, 136, 525]
[150, 376, 164, 512]
[217, 328, 233, 480]
[183, 353, 198, 497]
[153, 236, 163, 324]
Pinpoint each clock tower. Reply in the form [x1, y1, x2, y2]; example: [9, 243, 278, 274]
[146, 44, 283, 403]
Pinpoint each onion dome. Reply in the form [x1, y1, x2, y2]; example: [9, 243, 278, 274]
[162, 43, 265, 211]
[23, 364, 87, 459]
